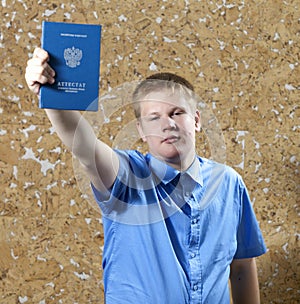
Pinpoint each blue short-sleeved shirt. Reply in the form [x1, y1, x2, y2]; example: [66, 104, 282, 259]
[91, 150, 267, 304]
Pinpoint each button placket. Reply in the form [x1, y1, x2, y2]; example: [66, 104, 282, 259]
[188, 196, 202, 303]
[179, 172, 202, 302]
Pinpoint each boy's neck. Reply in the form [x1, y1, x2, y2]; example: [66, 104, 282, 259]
[153, 152, 197, 172]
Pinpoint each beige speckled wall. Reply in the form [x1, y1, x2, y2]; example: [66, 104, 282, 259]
[0, 0, 299, 303]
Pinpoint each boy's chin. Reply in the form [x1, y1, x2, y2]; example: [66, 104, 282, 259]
[159, 153, 182, 166]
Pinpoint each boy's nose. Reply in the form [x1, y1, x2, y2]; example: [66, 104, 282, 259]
[161, 117, 176, 131]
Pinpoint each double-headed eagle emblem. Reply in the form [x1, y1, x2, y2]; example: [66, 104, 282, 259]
[64, 46, 83, 68]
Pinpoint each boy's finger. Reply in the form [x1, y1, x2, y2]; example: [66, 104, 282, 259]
[25, 64, 55, 96]
[28, 82, 41, 95]
[33, 47, 50, 63]
[44, 63, 56, 78]
[26, 57, 55, 78]
[26, 67, 55, 85]
[25, 69, 49, 86]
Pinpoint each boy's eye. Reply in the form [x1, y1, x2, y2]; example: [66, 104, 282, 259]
[172, 110, 184, 116]
[148, 116, 159, 121]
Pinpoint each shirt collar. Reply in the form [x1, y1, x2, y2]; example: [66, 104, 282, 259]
[148, 154, 203, 186]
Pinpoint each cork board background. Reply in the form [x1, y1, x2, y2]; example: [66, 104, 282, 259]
[0, 0, 299, 303]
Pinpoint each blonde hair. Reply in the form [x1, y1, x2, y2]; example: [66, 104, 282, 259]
[132, 73, 196, 119]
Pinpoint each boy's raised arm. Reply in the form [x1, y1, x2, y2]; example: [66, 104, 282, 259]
[25, 48, 119, 192]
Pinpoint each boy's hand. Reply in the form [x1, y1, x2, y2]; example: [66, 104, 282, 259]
[25, 47, 56, 94]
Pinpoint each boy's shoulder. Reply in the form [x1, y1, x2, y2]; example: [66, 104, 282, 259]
[113, 149, 155, 179]
[114, 149, 145, 160]
[197, 156, 244, 184]
[114, 148, 149, 164]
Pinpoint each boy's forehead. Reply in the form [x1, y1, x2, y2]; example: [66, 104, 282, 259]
[140, 89, 188, 105]
[135, 86, 197, 116]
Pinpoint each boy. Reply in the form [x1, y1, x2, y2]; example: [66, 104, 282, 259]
[25, 47, 266, 303]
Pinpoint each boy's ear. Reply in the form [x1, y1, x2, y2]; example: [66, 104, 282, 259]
[195, 110, 201, 132]
[136, 120, 147, 142]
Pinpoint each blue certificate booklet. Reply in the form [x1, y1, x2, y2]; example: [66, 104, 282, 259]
[40, 21, 101, 111]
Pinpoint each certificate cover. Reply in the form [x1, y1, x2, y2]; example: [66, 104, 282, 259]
[40, 21, 101, 111]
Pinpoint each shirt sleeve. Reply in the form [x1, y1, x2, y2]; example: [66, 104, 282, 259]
[90, 150, 127, 215]
[90, 149, 151, 215]
[234, 178, 267, 259]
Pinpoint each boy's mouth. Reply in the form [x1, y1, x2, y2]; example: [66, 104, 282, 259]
[162, 136, 180, 144]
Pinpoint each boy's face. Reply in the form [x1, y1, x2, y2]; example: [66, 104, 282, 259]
[136, 89, 201, 170]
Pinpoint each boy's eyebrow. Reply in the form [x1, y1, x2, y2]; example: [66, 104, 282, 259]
[143, 111, 160, 117]
[169, 106, 187, 112]
[144, 106, 187, 116]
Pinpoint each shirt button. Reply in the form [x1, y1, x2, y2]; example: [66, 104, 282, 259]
[190, 252, 196, 258]
[193, 284, 198, 291]
[192, 218, 198, 224]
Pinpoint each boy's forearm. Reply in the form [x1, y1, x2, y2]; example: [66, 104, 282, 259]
[230, 258, 260, 304]
[45, 109, 97, 163]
